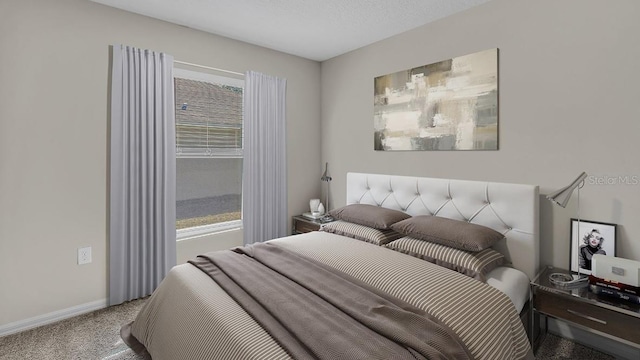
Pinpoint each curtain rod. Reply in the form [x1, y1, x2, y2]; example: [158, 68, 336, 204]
[174, 60, 244, 76]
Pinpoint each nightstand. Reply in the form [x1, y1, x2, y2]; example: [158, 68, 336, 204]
[531, 266, 640, 352]
[292, 215, 334, 234]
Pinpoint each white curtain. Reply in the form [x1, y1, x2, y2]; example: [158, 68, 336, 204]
[242, 71, 287, 245]
[109, 45, 176, 305]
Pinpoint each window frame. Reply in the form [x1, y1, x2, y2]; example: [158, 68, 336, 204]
[173, 68, 244, 240]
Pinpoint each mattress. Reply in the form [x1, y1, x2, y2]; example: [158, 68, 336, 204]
[486, 266, 531, 313]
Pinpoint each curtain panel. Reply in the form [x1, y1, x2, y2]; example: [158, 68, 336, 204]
[242, 71, 287, 245]
[109, 45, 176, 305]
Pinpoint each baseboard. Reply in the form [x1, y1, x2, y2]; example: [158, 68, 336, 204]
[0, 299, 108, 337]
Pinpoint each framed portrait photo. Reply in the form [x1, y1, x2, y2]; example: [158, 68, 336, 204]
[570, 218, 617, 275]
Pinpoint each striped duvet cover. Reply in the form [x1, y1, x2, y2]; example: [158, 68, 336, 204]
[129, 231, 533, 360]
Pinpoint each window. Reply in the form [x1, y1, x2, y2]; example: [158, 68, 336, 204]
[174, 69, 243, 239]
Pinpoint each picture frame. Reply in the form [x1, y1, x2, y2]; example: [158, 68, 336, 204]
[373, 48, 498, 151]
[570, 218, 617, 275]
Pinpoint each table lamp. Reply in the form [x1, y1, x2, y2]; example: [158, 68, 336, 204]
[320, 162, 333, 221]
[547, 171, 589, 286]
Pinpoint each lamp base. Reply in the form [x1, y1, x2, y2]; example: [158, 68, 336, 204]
[321, 214, 334, 222]
[549, 272, 589, 287]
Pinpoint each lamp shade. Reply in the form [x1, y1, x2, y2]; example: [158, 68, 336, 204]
[546, 172, 588, 208]
[321, 162, 331, 182]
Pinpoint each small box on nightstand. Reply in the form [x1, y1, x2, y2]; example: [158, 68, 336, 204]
[593, 254, 640, 287]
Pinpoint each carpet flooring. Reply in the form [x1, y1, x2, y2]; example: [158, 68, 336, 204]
[0, 298, 615, 360]
[0, 300, 147, 360]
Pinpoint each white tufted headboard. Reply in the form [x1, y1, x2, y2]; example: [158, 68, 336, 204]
[346, 173, 540, 280]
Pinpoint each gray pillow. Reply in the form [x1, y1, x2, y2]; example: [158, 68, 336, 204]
[320, 220, 403, 245]
[329, 204, 410, 230]
[390, 215, 504, 252]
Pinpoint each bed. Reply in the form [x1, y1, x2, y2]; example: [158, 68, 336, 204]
[123, 172, 539, 360]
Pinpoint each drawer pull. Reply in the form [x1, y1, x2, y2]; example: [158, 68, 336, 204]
[566, 309, 607, 325]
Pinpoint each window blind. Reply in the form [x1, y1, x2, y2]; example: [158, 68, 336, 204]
[175, 77, 243, 157]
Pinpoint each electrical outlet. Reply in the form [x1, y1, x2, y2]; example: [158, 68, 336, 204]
[78, 247, 92, 265]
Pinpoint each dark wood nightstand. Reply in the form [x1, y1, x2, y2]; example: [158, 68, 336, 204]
[291, 215, 334, 234]
[531, 266, 640, 352]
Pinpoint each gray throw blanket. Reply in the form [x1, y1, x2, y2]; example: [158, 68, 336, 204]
[189, 243, 473, 360]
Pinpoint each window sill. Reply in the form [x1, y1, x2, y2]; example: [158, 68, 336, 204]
[177, 220, 242, 241]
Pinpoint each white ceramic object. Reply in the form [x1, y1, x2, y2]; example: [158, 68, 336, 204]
[309, 199, 320, 214]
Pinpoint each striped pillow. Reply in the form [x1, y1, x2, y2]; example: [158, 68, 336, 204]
[384, 237, 505, 282]
[320, 220, 403, 246]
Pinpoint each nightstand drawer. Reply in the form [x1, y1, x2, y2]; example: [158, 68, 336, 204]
[535, 291, 640, 344]
[295, 220, 320, 233]
[292, 215, 326, 234]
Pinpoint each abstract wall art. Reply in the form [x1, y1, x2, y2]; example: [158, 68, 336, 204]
[374, 48, 498, 151]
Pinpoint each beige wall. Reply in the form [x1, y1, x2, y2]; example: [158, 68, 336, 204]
[320, 0, 640, 270]
[0, 0, 321, 327]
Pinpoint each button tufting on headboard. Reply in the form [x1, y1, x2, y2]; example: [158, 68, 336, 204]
[346, 172, 540, 280]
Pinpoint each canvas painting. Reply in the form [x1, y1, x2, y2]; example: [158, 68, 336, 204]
[374, 48, 498, 151]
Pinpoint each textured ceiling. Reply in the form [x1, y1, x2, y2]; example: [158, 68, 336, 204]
[90, 0, 493, 61]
